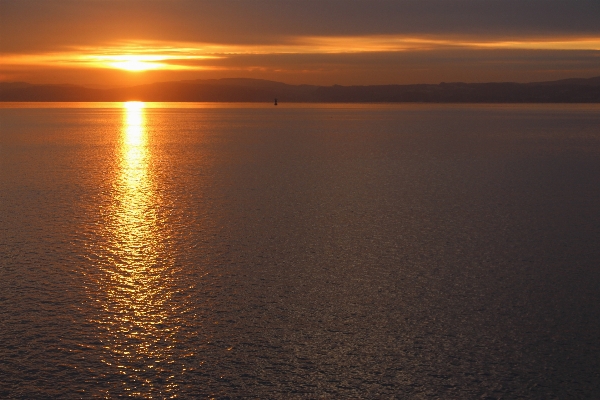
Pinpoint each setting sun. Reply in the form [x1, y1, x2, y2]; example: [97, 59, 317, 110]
[105, 55, 166, 71]
[111, 59, 158, 71]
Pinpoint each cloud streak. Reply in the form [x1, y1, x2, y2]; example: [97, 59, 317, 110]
[3, 36, 600, 70]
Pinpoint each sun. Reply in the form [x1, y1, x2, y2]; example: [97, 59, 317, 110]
[112, 59, 155, 71]
[105, 55, 166, 71]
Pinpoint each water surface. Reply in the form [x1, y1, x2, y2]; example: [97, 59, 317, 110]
[1, 103, 600, 398]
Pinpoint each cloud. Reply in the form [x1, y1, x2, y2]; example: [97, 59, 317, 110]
[1, 1, 599, 84]
[2, 0, 600, 53]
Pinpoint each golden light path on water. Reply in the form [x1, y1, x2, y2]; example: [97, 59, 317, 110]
[92, 102, 182, 398]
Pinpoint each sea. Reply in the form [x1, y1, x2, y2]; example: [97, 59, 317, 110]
[1, 102, 599, 398]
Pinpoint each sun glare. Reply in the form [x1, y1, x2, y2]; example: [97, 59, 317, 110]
[124, 101, 145, 110]
[112, 60, 152, 71]
[108, 56, 165, 71]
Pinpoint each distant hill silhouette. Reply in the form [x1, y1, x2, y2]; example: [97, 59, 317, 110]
[1, 77, 600, 103]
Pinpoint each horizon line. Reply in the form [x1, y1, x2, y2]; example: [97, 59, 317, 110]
[2, 74, 600, 89]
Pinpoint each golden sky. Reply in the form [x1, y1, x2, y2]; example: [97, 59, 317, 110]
[1, 0, 599, 86]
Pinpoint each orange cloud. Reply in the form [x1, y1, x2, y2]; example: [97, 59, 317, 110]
[2, 36, 599, 73]
[1, 44, 221, 72]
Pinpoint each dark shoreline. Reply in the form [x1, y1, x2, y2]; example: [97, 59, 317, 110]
[2, 76, 600, 103]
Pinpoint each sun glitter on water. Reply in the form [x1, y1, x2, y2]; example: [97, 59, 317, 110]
[86, 101, 184, 396]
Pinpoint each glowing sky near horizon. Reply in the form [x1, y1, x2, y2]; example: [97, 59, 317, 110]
[1, 0, 599, 85]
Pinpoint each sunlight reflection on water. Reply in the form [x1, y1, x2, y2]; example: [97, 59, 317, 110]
[91, 102, 181, 397]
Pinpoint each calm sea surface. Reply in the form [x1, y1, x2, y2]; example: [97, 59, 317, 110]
[1, 103, 599, 398]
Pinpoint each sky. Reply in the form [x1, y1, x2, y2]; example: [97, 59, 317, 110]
[1, 0, 599, 86]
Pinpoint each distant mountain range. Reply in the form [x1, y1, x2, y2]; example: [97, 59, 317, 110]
[2, 76, 600, 103]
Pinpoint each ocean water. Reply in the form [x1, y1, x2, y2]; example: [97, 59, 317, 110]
[1, 102, 599, 398]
